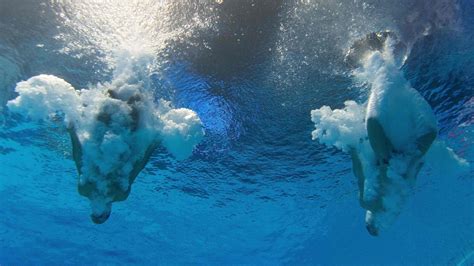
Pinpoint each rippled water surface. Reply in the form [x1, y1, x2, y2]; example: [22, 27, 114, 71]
[0, 0, 473, 265]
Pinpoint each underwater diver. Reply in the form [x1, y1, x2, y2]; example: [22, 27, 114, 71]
[8, 58, 205, 224]
[347, 31, 438, 235]
[68, 87, 160, 224]
[311, 31, 440, 235]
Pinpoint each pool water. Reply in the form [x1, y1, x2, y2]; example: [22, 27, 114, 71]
[0, 0, 473, 265]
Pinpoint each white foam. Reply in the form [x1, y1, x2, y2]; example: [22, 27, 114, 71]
[311, 100, 366, 152]
[7, 75, 81, 124]
[160, 107, 204, 160]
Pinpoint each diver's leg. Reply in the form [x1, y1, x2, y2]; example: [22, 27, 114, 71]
[350, 148, 386, 212]
[363, 164, 387, 213]
[404, 159, 424, 182]
[350, 148, 366, 207]
[363, 117, 394, 213]
[108, 141, 160, 203]
[416, 131, 437, 156]
[404, 130, 437, 181]
[68, 127, 98, 197]
[67, 127, 83, 175]
[128, 141, 160, 184]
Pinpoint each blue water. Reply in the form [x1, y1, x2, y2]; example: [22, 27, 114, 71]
[1, 0, 473, 265]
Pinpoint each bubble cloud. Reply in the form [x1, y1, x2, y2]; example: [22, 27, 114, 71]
[7, 56, 204, 224]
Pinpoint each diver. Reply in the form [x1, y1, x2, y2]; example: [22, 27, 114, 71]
[347, 31, 437, 235]
[8, 68, 204, 224]
[68, 88, 158, 224]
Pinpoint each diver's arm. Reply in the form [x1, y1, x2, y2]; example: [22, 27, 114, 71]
[366, 117, 393, 164]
